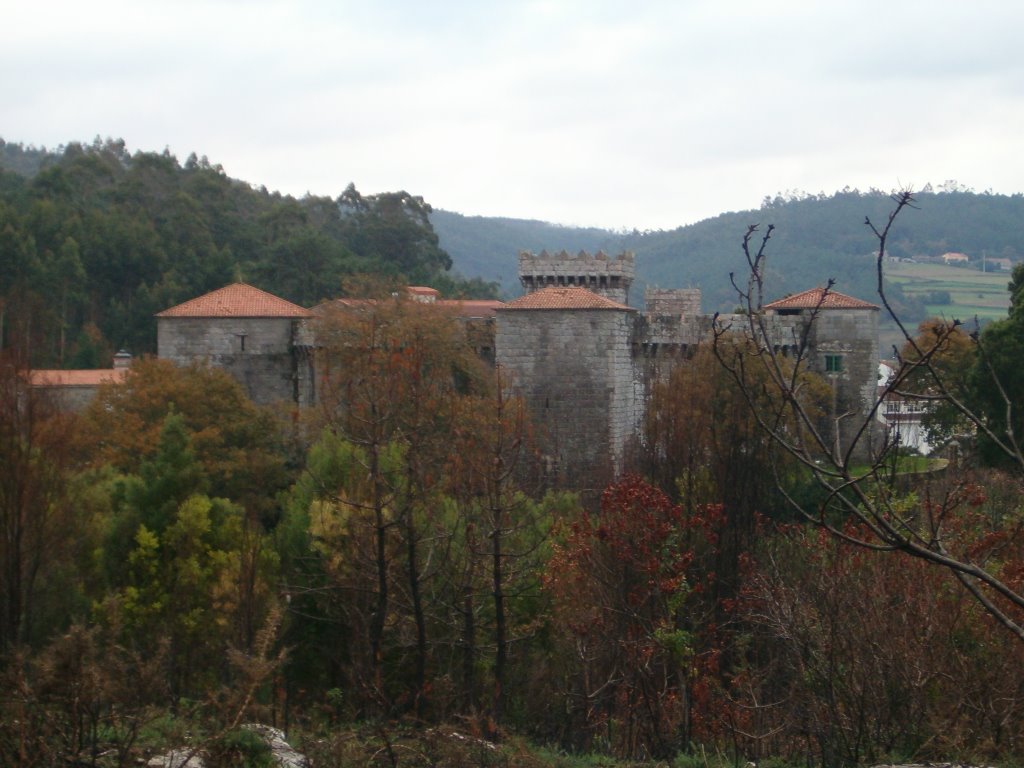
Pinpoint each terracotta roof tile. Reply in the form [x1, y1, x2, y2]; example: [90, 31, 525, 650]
[29, 369, 128, 387]
[316, 295, 506, 317]
[499, 287, 634, 311]
[435, 299, 505, 318]
[156, 283, 313, 318]
[763, 287, 878, 311]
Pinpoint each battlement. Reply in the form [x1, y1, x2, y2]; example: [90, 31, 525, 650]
[519, 250, 635, 304]
[644, 287, 702, 317]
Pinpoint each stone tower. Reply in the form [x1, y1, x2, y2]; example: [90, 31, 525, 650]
[643, 287, 702, 317]
[763, 287, 881, 458]
[495, 286, 639, 494]
[518, 250, 635, 305]
[156, 283, 315, 406]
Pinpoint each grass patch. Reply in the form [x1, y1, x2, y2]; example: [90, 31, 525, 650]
[849, 455, 947, 477]
[884, 261, 1008, 324]
[925, 304, 1005, 321]
[873, 261, 1011, 352]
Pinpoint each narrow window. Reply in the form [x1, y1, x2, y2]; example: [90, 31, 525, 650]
[825, 354, 843, 372]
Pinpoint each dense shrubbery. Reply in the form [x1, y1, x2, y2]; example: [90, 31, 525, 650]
[4, 321, 1024, 766]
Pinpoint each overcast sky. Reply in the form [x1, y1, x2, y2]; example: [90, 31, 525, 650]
[4, 1, 1023, 230]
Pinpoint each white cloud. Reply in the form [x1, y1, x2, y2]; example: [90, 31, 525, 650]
[3, 0, 1024, 229]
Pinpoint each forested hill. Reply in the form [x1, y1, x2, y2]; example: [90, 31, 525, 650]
[0, 138, 496, 368]
[430, 210, 626, 292]
[435, 188, 1024, 318]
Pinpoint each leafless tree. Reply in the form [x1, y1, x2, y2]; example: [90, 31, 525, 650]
[713, 189, 1024, 642]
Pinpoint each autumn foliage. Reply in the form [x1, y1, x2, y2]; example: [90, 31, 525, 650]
[732, 508, 1024, 766]
[545, 476, 727, 759]
[8, 281, 1024, 764]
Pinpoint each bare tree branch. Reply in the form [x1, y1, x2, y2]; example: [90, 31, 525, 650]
[714, 188, 1024, 641]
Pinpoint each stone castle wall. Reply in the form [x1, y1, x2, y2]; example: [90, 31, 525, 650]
[643, 287, 702, 317]
[157, 317, 311, 405]
[804, 308, 881, 454]
[497, 251, 881, 488]
[150, 250, 881, 487]
[35, 384, 103, 412]
[496, 307, 639, 491]
[518, 250, 635, 305]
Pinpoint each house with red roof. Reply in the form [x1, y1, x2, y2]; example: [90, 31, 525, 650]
[28, 351, 132, 411]
[940, 252, 970, 265]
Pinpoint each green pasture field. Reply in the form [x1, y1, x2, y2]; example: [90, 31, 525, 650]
[886, 260, 1010, 322]
[925, 304, 1001, 321]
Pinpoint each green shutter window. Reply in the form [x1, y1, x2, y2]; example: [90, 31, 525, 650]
[825, 354, 843, 372]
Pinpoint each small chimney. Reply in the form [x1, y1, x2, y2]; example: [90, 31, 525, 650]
[113, 350, 133, 370]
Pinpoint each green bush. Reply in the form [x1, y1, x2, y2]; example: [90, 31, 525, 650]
[207, 728, 274, 768]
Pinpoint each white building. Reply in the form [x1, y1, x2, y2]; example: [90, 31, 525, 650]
[877, 361, 933, 454]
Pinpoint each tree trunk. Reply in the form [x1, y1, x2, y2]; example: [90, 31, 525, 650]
[404, 501, 427, 718]
[491, 519, 506, 723]
[369, 444, 388, 707]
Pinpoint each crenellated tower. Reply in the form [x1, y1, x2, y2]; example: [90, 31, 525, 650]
[518, 250, 635, 305]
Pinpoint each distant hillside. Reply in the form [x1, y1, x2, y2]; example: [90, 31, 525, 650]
[435, 189, 1024, 325]
[430, 210, 626, 297]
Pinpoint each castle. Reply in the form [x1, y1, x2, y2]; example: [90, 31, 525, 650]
[495, 250, 879, 489]
[62, 249, 879, 490]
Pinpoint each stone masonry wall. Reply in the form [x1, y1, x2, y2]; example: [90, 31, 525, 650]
[157, 317, 306, 405]
[496, 307, 638, 492]
[35, 385, 101, 412]
[643, 287, 702, 317]
[518, 250, 635, 305]
[497, 291, 881, 490]
[635, 307, 879, 457]
[710, 308, 881, 457]
[807, 308, 881, 455]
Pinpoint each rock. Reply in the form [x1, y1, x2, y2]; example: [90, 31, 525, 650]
[147, 724, 307, 768]
[147, 749, 204, 768]
[242, 723, 308, 768]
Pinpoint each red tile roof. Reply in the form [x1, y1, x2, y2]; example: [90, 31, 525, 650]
[435, 299, 505, 318]
[404, 286, 503, 317]
[499, 287, 634, 311]
[156, 283, 313, 318]
[29, 369, 128, 387]
[763, 287, 878, 311]
[317, 296, 506, 318]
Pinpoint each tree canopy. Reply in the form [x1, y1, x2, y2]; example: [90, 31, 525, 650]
[0, 138, 496, 368]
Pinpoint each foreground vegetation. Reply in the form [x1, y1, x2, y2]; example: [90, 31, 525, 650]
[4, 290, 1024, 767]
